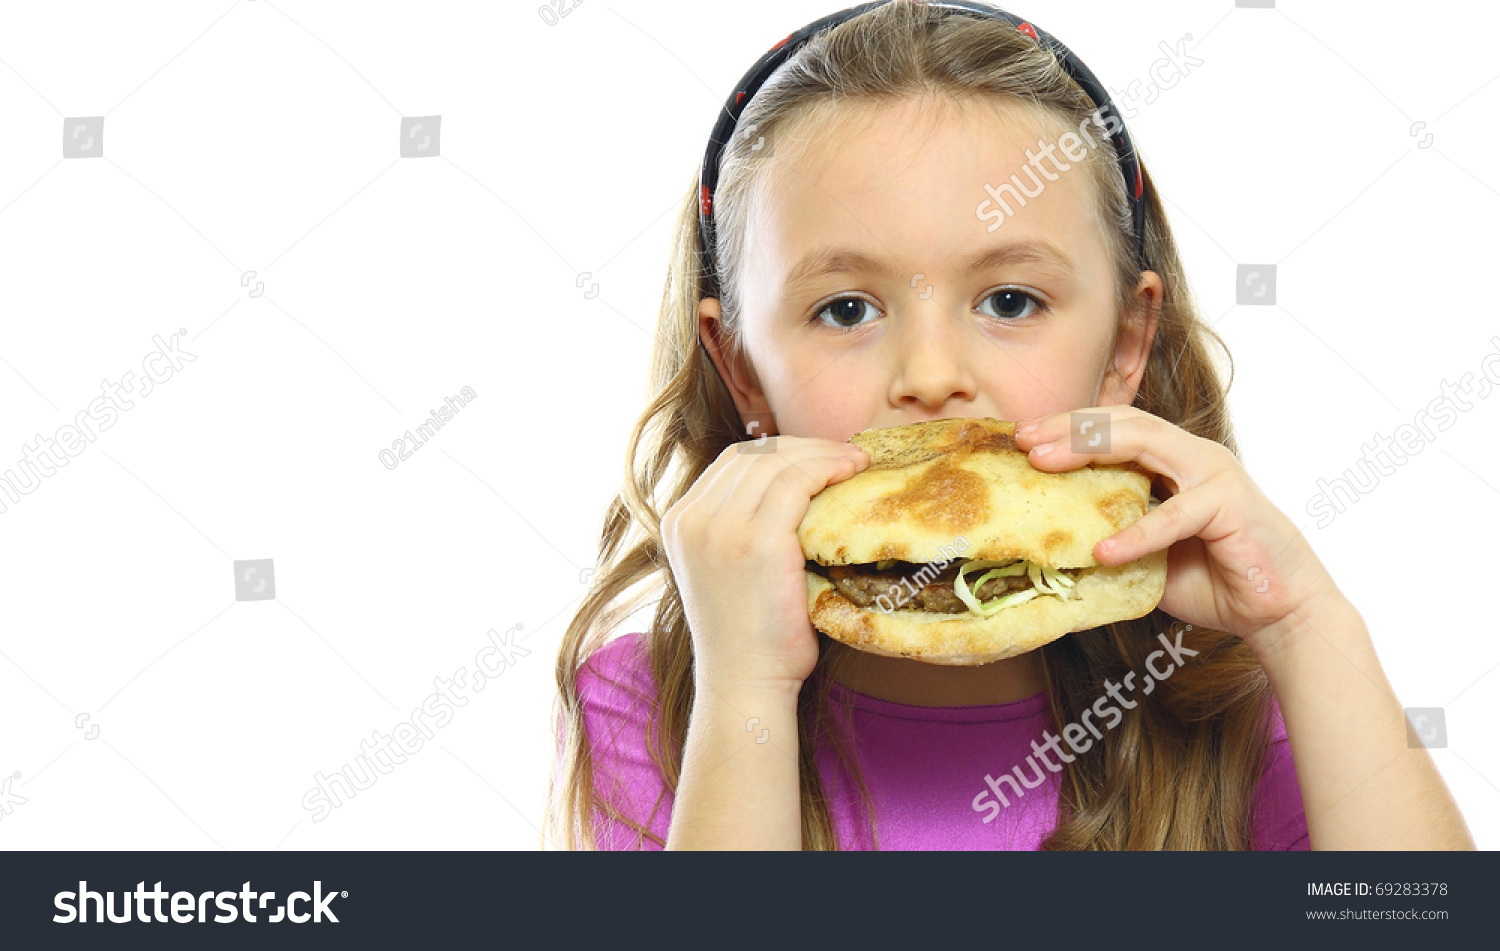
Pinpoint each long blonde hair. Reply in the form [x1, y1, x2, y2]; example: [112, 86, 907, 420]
[548, 1, 1274, 850]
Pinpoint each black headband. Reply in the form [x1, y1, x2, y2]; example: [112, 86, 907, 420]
[696, 0, 1149, 290]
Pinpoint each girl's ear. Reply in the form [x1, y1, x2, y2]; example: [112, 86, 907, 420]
[699, 297, 776, 427]
[1099, 270, 1163, 407]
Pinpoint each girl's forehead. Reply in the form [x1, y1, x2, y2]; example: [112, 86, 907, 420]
[746, 96, 1105, 277]
[773, 94, 1070, 167]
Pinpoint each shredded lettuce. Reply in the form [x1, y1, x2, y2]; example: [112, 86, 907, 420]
[954, 557, 1077, 616]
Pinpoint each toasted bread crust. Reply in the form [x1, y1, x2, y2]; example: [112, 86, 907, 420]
[798, 417, 1154, 568]
[797, 416, 1168, 665]
[806, 547, 1168, 666]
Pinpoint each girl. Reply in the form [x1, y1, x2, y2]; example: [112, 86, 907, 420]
[547, 1, 1473, 850]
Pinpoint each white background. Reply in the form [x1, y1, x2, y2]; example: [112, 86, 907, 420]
[0, 0, 1495, 850]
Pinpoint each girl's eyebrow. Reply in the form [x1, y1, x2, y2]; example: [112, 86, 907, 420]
[784, 239, 1077, 289]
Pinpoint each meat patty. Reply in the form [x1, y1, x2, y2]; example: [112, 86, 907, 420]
[815, 560, 1075, 614]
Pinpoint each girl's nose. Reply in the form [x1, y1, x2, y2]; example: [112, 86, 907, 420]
[887, 305, 978, 413]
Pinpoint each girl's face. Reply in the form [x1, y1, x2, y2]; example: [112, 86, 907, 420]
[701, 95, 1161, 442]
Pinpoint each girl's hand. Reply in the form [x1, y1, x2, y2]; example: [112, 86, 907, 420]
[1012, 406, 1347, 655]
[661, 435, 870, 693]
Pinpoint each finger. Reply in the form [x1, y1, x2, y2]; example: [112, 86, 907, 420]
[751, 453, 871, 537]
[683, 436, 863, 523]
[1012, 404, 1141, 458]
[670, 438, 755, 521]
[1095, 476, 1229, 565]
[719, 443, 868, 522]
[1014, 407, 1224, 497]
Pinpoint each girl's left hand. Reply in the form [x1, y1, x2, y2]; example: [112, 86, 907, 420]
[1012, 405, 1348, 654]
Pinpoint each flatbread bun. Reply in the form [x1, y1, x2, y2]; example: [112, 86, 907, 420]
[798, 416, 1167, 665]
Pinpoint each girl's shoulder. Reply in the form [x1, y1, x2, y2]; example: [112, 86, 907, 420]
[1249, 699, 1309, 850]
[577, 631, 656, 706]
[574, 632, 673, 850]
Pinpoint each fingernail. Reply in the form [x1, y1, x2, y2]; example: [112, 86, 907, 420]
[1031, 441, 1056, 456]
[1015, 420, 1039, 435]
[1098, 538, 1116, 554]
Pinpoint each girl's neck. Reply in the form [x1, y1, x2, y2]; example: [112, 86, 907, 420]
[824, 643, 1047, 707]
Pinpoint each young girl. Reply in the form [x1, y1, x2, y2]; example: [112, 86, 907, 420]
[547, 1, 1474, 850]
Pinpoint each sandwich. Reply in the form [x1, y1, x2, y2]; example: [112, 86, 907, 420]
[797, 416, 1167, 666]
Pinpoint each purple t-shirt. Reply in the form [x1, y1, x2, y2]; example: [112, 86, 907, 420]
[576, 632, 1310, 850]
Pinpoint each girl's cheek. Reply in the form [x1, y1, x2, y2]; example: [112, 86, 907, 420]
[770, 374, 871, 439]
[776, 404, 866, 442]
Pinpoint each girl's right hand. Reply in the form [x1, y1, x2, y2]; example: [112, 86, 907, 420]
[661, 434, 870, 694]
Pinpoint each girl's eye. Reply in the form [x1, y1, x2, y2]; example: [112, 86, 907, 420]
[814, 297, 881, 329]
[977, 288, 1047, 321]
[812, 288, 1047, 329]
